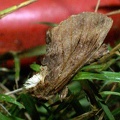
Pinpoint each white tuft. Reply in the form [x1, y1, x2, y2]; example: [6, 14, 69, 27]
[24, 66, 48, 89]
[24, 73, 43, 89]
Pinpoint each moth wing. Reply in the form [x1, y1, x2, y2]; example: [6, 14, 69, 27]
[88, 44, 109, 63]
[42, 12, 113, 92]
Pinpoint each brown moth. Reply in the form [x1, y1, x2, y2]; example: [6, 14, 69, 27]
[24, 12, 113, 100]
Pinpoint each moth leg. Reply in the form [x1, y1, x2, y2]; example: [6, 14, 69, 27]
[87, 44, 109, 63]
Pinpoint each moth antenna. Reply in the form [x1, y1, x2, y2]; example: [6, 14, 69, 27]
[94, 0, 101, 12]
[106, 9, 120, 16]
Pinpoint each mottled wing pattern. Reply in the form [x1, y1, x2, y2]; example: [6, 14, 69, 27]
[42, 12, 113, 93]
[88, 43, 109, 63]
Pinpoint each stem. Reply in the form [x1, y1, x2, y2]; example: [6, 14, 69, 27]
[106, 9, 120, 16]
[5, 88, 23, 95]
[0, 103, 11, 116]
[0, 0, 37, 18]
[94, 0, 101, 12]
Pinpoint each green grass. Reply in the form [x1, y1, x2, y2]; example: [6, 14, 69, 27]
[0, 42, 120, 120]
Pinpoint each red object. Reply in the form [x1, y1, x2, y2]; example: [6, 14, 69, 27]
[0, 0, 120, 65]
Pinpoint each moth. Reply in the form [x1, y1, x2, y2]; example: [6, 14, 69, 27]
[24, 12, 113, 100]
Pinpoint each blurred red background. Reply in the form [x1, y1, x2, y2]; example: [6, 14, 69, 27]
[0, 0, 120, 66]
